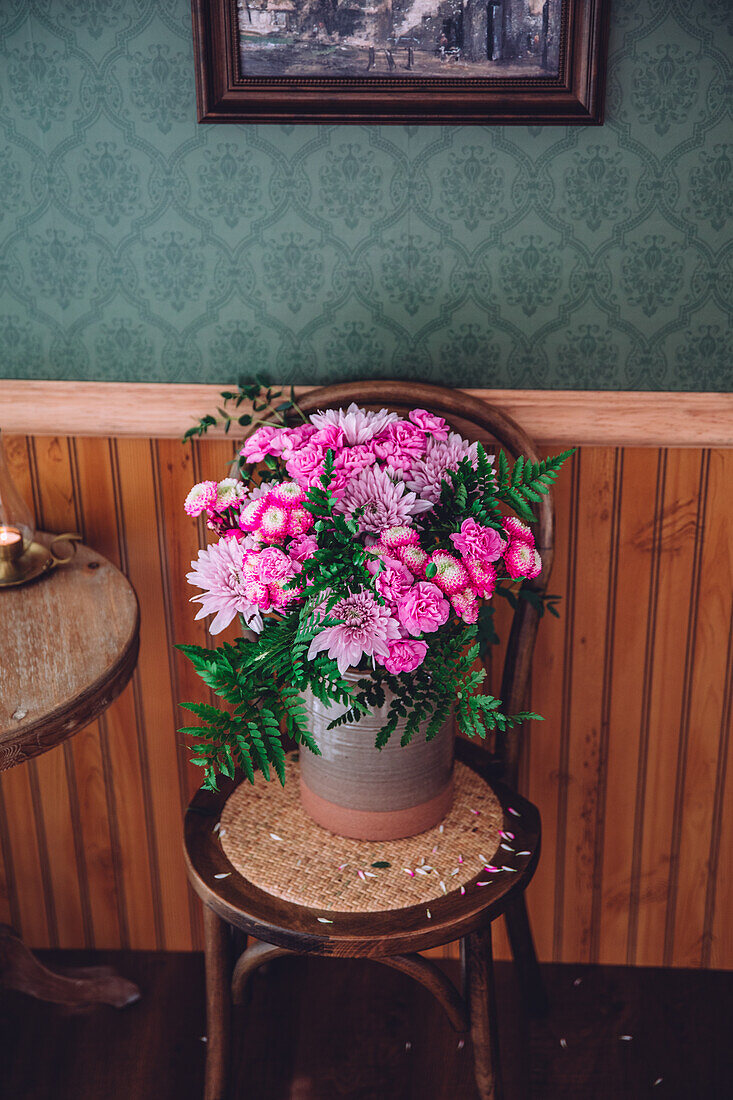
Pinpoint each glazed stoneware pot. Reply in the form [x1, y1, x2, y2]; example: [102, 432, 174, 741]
[299, 673, 455, 841]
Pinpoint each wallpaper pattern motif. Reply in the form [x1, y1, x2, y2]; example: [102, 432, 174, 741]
[0, 0, 730, 388]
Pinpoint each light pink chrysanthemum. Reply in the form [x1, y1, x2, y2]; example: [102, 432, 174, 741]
[334, 464, 431, 534]
[307, 589, 401, 674]
[309, 402, 399, 446]
[184, 480, 218, 517]
[406, 433, 482, 504]
[186, 538, 264, 635]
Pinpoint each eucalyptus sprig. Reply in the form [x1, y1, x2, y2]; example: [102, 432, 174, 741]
[182, 374, 306, 447]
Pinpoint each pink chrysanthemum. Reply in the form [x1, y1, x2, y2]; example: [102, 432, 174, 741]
[406, 433, 482, 504]
[503, 517, 535, 547]
[504, 542, 542, 580]
[307, 589, 401, 674]
[429, 550, 470, 596]
[184, 481, 218, 517]
[308, 402, 399, 446]
[334, 464, 431, 534]
[186, 538, 264, 635]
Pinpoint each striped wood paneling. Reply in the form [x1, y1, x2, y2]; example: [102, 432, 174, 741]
[0, 436, 731, 967]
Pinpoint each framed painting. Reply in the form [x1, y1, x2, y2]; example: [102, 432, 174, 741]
[191, 0, 610, 125]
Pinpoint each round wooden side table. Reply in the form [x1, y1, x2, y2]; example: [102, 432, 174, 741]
[0, 534, 141, 1008]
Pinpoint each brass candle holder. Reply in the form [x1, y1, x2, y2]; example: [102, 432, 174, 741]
[0, 429, 80, 587]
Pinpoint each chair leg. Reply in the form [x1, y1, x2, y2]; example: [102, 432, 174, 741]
[465, 926, 503, 1100]
[203, 906, 232, 1100]
[504, 892, 549, 1017]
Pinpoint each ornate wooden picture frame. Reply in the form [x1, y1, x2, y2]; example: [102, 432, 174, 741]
[191, 0, 610, 125]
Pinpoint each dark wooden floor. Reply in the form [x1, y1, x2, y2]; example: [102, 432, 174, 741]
[1, 950, 731, 1099]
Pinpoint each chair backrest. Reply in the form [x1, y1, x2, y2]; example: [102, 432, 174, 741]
[292, 381, 555, 787]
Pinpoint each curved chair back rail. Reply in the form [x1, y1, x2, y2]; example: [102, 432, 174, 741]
[290, 381, 556, 784]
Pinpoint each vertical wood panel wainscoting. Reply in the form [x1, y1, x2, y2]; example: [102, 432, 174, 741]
[0, 435, 731, 970]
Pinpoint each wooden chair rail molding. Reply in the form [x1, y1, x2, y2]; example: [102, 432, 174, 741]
[1, 381, 732, 447]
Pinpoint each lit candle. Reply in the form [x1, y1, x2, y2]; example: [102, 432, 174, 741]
[0, 525, 23, 562]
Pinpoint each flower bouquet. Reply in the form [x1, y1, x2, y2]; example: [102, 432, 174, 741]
[180, 386, 572, 839]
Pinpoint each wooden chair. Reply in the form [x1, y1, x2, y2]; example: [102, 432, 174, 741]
[184, 381, 553, 1100]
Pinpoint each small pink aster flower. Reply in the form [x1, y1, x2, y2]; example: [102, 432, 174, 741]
[451, 588, 479, 623]
[397, 543, 429, 578]
[503, 517, 535, 547]
[380, 525, 421, 550]
[373, 421, 427, 471]
[269, 481, 306, 507]
[334, 464, 431, 534]
[307, 589, 400, 674]
[186, 538, 264, 634]
[429, 551, 470, 596]
[258, 504, 290, 543]
[504, 542, 542, 580]
[397, 581, 450, 637]
[211, 478, 246, 514]
[379, 639, 428, 675]
[464, 559, 497, 600]
[408, 408, 449, 440]
[184, 481, 218, 517]
[450, 518, 506, 563]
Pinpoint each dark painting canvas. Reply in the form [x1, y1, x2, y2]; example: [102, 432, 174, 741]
[237, 0, 562, 78]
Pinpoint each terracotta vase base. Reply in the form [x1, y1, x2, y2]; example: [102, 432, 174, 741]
[299, 776, 454, 841]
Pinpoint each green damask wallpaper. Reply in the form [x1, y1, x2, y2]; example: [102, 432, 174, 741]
[0, 0, 730, 389]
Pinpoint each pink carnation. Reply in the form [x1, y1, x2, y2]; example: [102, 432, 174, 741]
[257, 546, 297, 586]
[450, 518, 506, 564]
[380, 639, 428, 675]
[332, 444, 377, 482]
[311, 423, 346, 451]
[374, 421, 427, 471]
[184, 480, 218, 517]
[368, 556, 414, 606]
[240, 425, 287, 463]
[285, 441, 328, 488]
[503, 517, 535, 547]
[504, 542, 542, 580]
[288, 534, 318, 563]
[408, 408, 449, 440]
[397, 581, 450, 637]
[278, 424, 318, 460]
